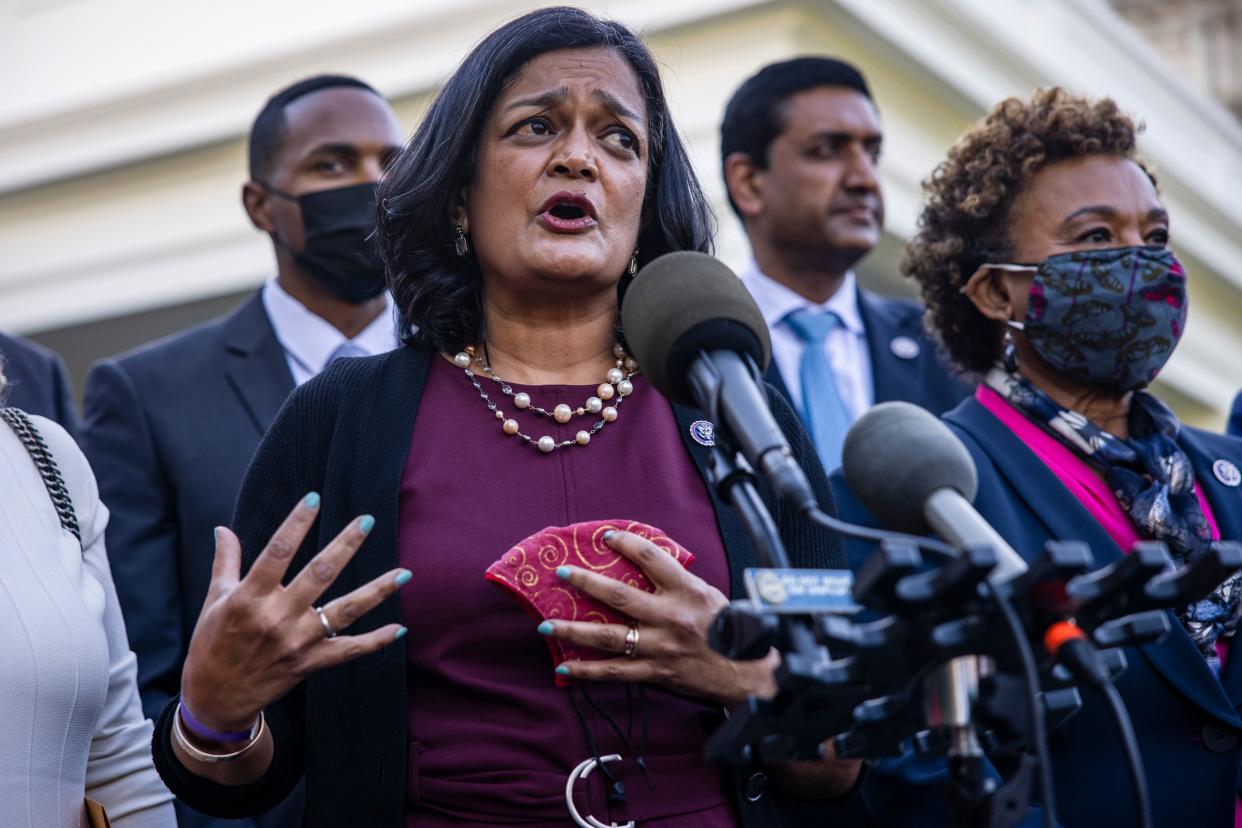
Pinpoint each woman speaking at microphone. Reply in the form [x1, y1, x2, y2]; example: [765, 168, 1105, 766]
[833, 88, 1242, 826]
[150, 7, 859, 826]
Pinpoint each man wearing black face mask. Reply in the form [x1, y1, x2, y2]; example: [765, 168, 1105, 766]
[79, 75, 403, 828]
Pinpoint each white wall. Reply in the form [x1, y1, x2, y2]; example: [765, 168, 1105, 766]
[2, 0, 1240, 424]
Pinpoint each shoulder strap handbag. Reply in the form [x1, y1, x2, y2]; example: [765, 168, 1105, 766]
[0, 407, 80, 541]
[0, 407, 110, 828]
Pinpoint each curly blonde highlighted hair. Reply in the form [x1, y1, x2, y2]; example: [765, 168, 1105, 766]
[901, 87, 1154, 375]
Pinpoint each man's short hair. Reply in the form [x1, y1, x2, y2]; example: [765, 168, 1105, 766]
[248, 75, 382, 182]
[720, 57, 873, 217]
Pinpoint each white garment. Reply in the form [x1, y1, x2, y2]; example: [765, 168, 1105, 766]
[0, 414, 176, 828]
[739, 262, 874, 419]
[260, 278, 400, 386]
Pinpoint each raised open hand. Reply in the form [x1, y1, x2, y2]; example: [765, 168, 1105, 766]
[179, 493, 410, 734]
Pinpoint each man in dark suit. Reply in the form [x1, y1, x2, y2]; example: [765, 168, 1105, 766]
[80, 75, 403, 827]
[721, 57, 968, 471]
[0, 331, 79, 435]
[1229, 391, 1241, 437]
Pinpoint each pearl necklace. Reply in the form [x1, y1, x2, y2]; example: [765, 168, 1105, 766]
[453, 344, 639, 453]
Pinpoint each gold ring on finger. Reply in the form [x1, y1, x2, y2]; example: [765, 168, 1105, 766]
[315, 606, 338, 639]
[623, 625, 640, 659]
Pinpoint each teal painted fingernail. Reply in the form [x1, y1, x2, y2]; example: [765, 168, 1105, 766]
[213, 526, 223, 544]
[537, 621, 554, 635]
[359, 515, 375, 535]
[603, 530, 616, 542]
[394, 626, 408, 640]
[556, 664, 571, 676]
[303, 492, 320, 509]
[394, 569, 412, 587]
[556, 566, 571, 580]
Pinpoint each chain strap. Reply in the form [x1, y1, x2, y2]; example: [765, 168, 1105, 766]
[0, 407, 81, 542]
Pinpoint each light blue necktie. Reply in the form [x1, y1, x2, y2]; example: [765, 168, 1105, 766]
[783, 307, 853, 472]
[327, 341, 367, 366]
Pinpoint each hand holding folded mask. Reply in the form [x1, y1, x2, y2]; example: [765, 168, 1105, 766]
[487, 520, 778, 705]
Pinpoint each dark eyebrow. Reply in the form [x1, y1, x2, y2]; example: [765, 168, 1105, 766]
[807, 130, 883, 145]
[593, 89, 642, 123]
[1060, 204, 1117, 224]
[1060, 204, 1169, 226]
[304, 143, 359, 158]
[504, 87, 569, 112]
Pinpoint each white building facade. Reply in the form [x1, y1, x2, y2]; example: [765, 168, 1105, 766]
[2, 0, 1240, 426]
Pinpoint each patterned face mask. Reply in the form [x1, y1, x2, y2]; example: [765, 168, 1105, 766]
[986, 246, 1188, 392]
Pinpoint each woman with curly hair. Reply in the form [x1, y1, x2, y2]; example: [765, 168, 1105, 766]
[833, 87, 1242, 826]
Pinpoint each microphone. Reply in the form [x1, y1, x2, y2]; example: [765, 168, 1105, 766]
[841, 401, 1028, 583]
[621, 251, 816, 510]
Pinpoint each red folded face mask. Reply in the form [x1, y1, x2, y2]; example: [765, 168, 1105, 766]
[485, 519, 695, 685]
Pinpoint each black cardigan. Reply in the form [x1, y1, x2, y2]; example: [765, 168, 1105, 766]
[152, 343, 848, 827]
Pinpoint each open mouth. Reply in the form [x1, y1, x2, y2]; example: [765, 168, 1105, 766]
[549, 203, 587, 221]
[538, 191, 597, 232]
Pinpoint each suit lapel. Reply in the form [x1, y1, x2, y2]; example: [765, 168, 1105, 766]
[1179, 430, 1242, 709]
[671, 402, 756, 599]
[947, 402, 1123, 564]
[857, 290, 916, 405]
[222, 293, 295, 435]
[763, 361, 793, 408]
[949, 400, 1242, 728]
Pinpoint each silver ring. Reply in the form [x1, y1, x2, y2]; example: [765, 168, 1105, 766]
[623, 625, 640, 659]
[314, 606, 338, 639]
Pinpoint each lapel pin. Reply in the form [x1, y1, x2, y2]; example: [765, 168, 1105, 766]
[690, 420, 716, 447]
[1213, 459, 1241, 487]
[890, 336, 920, 360]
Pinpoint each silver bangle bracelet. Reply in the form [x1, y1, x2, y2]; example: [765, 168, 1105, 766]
[172, 703, 265, 764]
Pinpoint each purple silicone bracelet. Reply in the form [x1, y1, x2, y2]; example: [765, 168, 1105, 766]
[178, 702, 257, 744]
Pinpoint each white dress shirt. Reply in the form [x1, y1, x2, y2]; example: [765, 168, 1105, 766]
[261, 278, 400, 386]
[739, 262, 874, 420]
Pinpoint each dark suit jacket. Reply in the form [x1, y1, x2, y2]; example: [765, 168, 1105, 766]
[830, 395, 1242, 827]
[0, 330, 80, 436]
[81, 292, 300, 828]
[763, 289, 970, 418]
[1230, 391, 1242, 438]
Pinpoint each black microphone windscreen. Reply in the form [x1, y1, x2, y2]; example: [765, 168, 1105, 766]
[621, 252, 771, 406]
[841, 402, 979, 534]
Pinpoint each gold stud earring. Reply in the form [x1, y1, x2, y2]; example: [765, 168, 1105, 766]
[454, 224, 469, 257]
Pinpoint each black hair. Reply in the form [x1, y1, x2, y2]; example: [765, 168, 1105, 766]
[377, 6, 714, 352]
[248, 75, 382, 181]
[720, 56, 872, 217]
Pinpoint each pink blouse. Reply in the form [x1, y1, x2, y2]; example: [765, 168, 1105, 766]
[975, 386, 1220, 546]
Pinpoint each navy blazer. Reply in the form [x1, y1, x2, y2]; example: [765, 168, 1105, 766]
[1229, 391, 1241, 438]
[830, 396, 1242, 827]
[80, 292, 301, 828]
[0, 330, 80, 436]
[764, 289, 970, 417]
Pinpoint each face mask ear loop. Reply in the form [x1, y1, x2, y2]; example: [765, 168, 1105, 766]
[256, 181, 299, 202]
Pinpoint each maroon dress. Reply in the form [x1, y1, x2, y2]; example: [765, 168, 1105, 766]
[398, 355, 738, 826]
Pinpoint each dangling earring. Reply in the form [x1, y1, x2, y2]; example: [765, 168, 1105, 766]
[454, 223, 470, 257]
[627, 248, 639, 276]
[1002, 324, 1019, 373]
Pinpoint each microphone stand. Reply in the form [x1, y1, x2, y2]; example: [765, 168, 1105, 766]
[685, 353, 839, 764]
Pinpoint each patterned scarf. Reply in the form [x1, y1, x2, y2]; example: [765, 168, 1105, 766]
[985, 361, 1237, 673]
